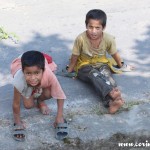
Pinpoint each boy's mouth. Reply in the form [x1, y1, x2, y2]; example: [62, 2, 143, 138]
[29, 80, 39, 86]
[90, 34, 98, 39]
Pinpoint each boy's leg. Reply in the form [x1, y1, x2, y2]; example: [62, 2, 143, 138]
[98, 66, 124, 113]
[78, 65, 113, 99]
[98, 64, 116, 87]
[98, 65, 124, 113]
[98, 65, 121, 100]
[36, 88, 52, 115]
[22, 95, 35, 109]
[78, 65, 124, 113]
[77, 65, 93, 82]
[22, 88, 51, 115]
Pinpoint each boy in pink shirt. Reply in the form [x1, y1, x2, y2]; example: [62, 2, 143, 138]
[11, 50, 68, 141]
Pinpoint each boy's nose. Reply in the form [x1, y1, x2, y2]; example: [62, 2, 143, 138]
[92, 28, 97, 33]
[31, 74, 36, 79]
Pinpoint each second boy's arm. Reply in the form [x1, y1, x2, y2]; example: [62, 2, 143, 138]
[54, 99, 65, 127]
[112, 52, 134, 72]
[13, 87, 22, 125]
[111, 52, 123, 68]
[68, 54, 78, 72]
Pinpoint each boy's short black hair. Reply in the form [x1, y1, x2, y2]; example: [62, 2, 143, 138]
[21, 50, 45, 71]
[85, 9, 107, 28]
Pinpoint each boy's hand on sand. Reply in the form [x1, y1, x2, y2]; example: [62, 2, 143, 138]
[53, 116, 64, 128]
[121, 63, 135, 72]
[56, 68, 77, 78]
[113, 63, 135, 72]
[14, 120, 26, 129]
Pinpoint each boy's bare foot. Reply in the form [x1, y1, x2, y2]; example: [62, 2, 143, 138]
[37, 101, 51, 115]
[108, 87, 121, 100]
[108, 98, 124, 114]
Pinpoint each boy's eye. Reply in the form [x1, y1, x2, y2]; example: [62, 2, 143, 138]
[88, 26, 101, 30]
[35, 72, 39, 75]
[25, 72, 31, 75]
[89, 26, 93, 29]
[24, 70, 42, 76]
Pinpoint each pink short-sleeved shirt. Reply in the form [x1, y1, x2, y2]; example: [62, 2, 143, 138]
[11, 57, 66, 100]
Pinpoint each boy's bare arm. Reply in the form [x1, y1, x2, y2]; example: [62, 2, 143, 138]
[54, 99, 64, 126]
[111, 52, 123, 68]
[13, 87, 22, 124]
[56, 99, 64, 119]
[68, 54, 78, 72]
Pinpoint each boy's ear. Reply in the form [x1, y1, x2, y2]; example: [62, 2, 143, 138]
[103, 26, 106, 30]
[85, 21, 88, 29]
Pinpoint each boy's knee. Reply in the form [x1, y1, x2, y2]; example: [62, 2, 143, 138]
[41, 89, 52, 99]
[44, 94, 52, 99]
[89, 68, 100, 78]
[24, 103, 34, 109]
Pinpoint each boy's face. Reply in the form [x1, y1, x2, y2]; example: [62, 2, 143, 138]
[23, 66, 43, 87]
[86, 19, 105, 40]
